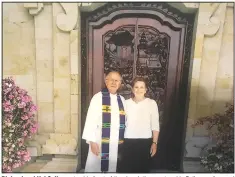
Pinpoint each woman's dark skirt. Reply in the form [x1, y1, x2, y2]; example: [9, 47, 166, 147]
[117, 138, 152, 173]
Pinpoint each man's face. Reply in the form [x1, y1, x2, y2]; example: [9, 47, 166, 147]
[105, 72, 122, 94]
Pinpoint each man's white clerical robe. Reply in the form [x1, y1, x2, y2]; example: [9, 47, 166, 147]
[82, 91, 126, 172]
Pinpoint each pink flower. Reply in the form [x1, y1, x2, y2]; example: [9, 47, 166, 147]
[18, 102, 26, 108]
[3, 77, 38, 172]
[22, 95, 31, 103]
[7, 166, 12, 172]
[3, 164, 7, 170]
[21, 115, 29, 120]
[30, 123, 38, 134]
[27, 112, 33, 117]
[17, 138, 24, 142]
[30, 126, 37, 133]
[13, 163, 20, 168]
[5, 114, 13, 120]
[9, 94, 14, 99]
[30, 105, 37, 112]
[3, 101, 13, 112]
[6, 122, 12, 127]
[23, 130, 28, 136]
[23, 151, 31, 161]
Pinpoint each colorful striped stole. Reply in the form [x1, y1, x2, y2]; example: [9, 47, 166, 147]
[101, 88, 125, 172]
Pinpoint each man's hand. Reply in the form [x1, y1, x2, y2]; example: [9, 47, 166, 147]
[90, 142, 100, 156]
[150, 143, 157, 157]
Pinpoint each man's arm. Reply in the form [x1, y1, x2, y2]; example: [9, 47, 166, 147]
[82, 93, 101, 156]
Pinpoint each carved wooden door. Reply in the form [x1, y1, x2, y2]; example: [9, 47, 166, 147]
[81, 3, 195, 172]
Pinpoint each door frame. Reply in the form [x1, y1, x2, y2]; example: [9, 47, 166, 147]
[80, 2, 196, 171]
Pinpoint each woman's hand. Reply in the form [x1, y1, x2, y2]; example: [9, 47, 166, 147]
[90, 142, 100, 156]
[150, 143, 157, 157]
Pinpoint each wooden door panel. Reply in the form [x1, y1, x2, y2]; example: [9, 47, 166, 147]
[92, 17, 183, 125]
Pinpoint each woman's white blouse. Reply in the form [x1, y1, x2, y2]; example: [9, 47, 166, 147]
[124, 98, 160, 139]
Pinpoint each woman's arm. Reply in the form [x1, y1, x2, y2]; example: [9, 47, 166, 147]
[150, 100, 160, 157]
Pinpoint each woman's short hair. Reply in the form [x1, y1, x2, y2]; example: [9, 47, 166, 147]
[131, 76, 148, 88]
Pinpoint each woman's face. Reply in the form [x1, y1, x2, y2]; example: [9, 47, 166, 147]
[132, 81, 147, 98]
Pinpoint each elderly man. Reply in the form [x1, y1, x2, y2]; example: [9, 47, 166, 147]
[82, 71, 126, 172]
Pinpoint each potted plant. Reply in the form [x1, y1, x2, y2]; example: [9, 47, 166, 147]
[2, 77, 38, 172]
[192, 104, 234, 173]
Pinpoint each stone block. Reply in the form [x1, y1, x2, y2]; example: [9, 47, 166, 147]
[37, 81, 53, 102]
[34, 134, 50, 145]
[193, 123, 209, 136]
[216, 78, 232, 89]
[9, 75, 36, 94]
[183, 160, 206, 172]
[191, 58, 202, 79]
[34, 5, 52, 40]
[20, 161, 48, 172]
[194, 32, 204, 58]
[195, 104, 211, 119]
[184, 119, 195, 142]
[54, 78, 70, 89]
[54, 57, 70, 78]
[54, 88, 70, 110]
[217, 57, 233, 77]
[35, 39, 53, 60]
[197, 88, 211, 106]
[211, 101, 228, 114]
[71, 95, 78, 114]
[70, 30, 79, 74]
[188, 78, 199, 119]
[71, 74, 78, 95]
[42, 134, 77, 155]
[71, 113, 78, 141]
[36, 60, 53, 81]
[8, 4, 32, 23]
[27, 140, 42, 156]
[37, 102, 54, 133]
[54, 110, 70, 133]
[58, 140, 77, 155]
[185, 136, 211, 157]
[49, 134, 74, 144]
[42, 139, 60, 154]
[27, 146, 38, 157]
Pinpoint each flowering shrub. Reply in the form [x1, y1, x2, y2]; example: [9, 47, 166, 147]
[2, 77, 38, 172]
[192, 104, 234, 173]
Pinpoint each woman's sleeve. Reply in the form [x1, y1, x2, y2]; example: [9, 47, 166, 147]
[151, 100, 160, 131]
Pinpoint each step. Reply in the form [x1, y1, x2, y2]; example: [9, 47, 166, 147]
[20, 161, 48, 173]
[40, 158, 78, 172]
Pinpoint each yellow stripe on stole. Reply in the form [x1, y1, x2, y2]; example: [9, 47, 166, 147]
[102, 139, 124, 144]
[102, 138, 110, 143]
[102, 105, 111, 113]
[118, 140, 124, 144]
[119, 110, 125, 115]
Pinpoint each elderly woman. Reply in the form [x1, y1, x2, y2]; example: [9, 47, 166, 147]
[119, 76, 160, 173]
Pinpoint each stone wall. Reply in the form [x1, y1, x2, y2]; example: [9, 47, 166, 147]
[185, 3, 234, 158]
[3, 3, 81, 161]
[3, 3, 37, 106]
